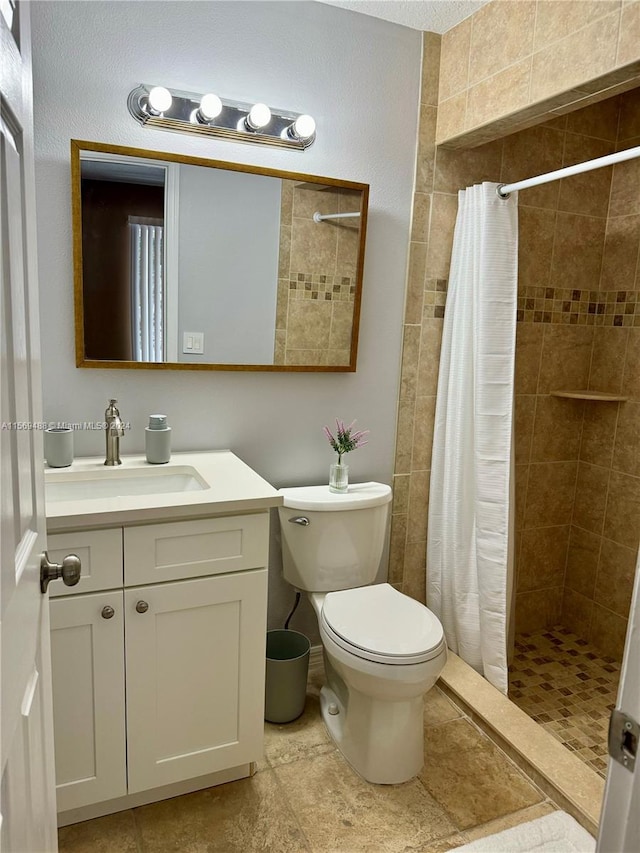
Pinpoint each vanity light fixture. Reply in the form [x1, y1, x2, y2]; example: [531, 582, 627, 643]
[128, 84, 316, 150]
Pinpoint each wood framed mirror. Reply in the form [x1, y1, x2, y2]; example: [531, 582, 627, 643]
[71, 140, 369, 372]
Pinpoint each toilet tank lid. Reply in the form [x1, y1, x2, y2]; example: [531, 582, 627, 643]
[278, 482, 392, 511]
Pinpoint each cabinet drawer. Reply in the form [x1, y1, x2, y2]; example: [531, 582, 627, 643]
[48, 528, 123, 596]
[123, 513, 269, 586]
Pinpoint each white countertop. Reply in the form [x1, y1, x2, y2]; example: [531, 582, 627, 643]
[45, 451, 282, 531]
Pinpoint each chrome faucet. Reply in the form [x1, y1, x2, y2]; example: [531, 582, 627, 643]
[104, 399, 124, 466]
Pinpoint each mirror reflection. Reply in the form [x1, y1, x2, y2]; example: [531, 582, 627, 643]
[72, 141, 368, 371]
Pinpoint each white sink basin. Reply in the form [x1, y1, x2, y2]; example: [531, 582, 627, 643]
[46, 465, 208, 503]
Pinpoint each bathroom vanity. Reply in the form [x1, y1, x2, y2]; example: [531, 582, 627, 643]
[44, 451, 281, 826]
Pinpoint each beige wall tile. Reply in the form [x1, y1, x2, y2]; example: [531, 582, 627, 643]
[329, 301, 354, 352]
[405, 242, 427, 325]
[589, 603, 628, 660]
[515, 324, 544, 394]
[326, 348, 350, 366]
[336, 223, 360, 279]
[524, 461, 578, 527]
[408, 470, 431, 544]
[537, 325, 594, 395]
[517, 207, 557, 291]
[412, 192, 432, 243]
[389, 513, 408, 585]
[292, 185, 340, 220]
[622, 329, 640, 401]
[422, 32, 442, 107]
[565, 96, 621, 140]
[392, 474, 411, 515]
[515, 464, 530, 530]
[468, 1, 536, 86]
[603, 469, 640, 548]
[617, 0, 640, 67]
[395, 398, 416, 475]
[400, 325, 421, 401]
[589, 327, 629, 392]
[278, 226, 292, 278]
[439, 17, 472, 101]
[565, 525, 601, 597]
[612, 400, 640, 476]
[466, 59, 532, 131]
[403, 540, 427, 603]
[572, 462, 610, 533]
[618, 87, 640, 139]
[609, 159, 640, 217]
[417, 318, 444, 397]
[502, 126, 564, 210]
[561, 587, 594, 637]
[412, 396, 437, 470]
[530, 396, 584, 462]
[530, 13, 620, 103]
[290, 217, 338, 273]
[549, 213, 606, 292]
[434, 140, 503, 195]
[518, 525, 570, 591]
[416, 105, 437, 195]
[286, 301, 332, 350]
[516, 587, 564, 632]
[534, 1, 622, 51]
[426, 193, 459, 280]
[600, 215, 640, 291]
[594, 537, 637, 616]
[558, 134, 614, 217]
[515, 395, 536, 464]
[284, 349, 325, 366]
[579, 402, 620, 467]
[436, 92, 468, 143]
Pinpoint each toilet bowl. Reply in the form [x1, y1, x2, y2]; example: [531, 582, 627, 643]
[278, 483, 448, 784]
[312, 584, 447, 784]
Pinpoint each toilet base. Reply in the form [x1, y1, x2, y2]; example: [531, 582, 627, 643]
[319, 682, 425, 785]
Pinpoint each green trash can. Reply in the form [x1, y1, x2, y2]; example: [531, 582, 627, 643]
[265, 629, 311, 723]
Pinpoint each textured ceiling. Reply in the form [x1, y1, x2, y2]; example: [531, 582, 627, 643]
[316, 0, 489, 33]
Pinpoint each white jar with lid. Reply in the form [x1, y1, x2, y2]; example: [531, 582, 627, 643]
[145, 414, 171, 464]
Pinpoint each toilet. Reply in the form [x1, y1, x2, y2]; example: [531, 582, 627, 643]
[278, 481, 447, 784]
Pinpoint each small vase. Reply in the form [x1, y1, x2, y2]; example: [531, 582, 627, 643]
[329, 462, 349, 493]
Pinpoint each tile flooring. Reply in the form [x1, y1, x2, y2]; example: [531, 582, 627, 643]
[509, 626, 621, 778]
[58, 671, 560, 853]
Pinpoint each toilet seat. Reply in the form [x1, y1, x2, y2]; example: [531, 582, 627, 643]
[320, 583, 445, 665]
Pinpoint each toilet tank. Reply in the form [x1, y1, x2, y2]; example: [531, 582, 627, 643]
[278, 482, 392, 592]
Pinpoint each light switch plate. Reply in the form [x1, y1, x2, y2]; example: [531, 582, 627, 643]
[183, 332, 204, 354]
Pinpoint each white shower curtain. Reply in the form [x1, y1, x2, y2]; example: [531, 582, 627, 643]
[130, 219, 164, 362]
[426, 182, 518, 694]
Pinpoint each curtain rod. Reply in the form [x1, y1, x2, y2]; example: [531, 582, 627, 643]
[497, 144, 640, 198]
[313, 211, 361, 222]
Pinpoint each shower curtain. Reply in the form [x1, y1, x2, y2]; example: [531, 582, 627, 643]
[426, 182, 518, 694]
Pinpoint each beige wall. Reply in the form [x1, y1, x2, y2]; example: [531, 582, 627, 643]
[394, 35, 639, 662]
[274, 181, 361, 366]
[437, 0, 640, 148]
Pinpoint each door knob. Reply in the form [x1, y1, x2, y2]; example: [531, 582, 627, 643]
[101, 605, 115, 619]
[40, 551, 81, 593]
[135, 600, 149, 613]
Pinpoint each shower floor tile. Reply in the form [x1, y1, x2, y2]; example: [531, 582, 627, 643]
[509, 626, 620, 778]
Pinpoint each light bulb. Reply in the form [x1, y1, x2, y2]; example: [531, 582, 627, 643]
[147, 86, 172, 115]
[197, 93, 222, 123]
[245, 103, 271, 130]
[292, 114, 316, 140]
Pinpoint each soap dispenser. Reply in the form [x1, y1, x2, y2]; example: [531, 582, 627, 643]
[145, 414, 171, 464]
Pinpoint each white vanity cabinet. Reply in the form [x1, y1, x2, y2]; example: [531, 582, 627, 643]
[48, 505, 271, 822]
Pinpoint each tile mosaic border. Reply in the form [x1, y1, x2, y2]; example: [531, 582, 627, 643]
[287, 273, 355, 302]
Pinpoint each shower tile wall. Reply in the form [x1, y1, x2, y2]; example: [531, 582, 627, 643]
[562, 88, 640, 661]
[394, 34, 638, 663]
[274, 181, 360, 365]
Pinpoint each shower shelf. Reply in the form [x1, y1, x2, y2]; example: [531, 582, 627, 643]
[550, 390, 628, 402]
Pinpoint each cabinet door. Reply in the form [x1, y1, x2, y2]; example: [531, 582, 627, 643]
[125, 569, 267, 794]
[50, 591, 127, 812]
[48, 528, 123, 596]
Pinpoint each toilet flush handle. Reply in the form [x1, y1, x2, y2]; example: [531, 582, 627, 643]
[288, 516, 310, 526]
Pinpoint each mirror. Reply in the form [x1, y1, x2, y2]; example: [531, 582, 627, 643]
[71, 141, 368, 371]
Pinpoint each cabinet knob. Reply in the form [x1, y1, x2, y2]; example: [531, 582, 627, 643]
[135, 600, 149, 614]
[101, 605, 115, 620]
